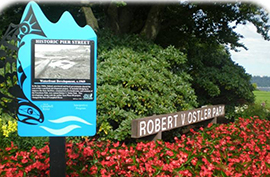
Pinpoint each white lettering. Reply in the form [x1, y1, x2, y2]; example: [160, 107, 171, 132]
[136, 105, 225, 137]
[72, 40, 90, 45]
[193, 111, 197, 122]
[147, 120, 154, 134]
[59, 40, 69, 44]
[168, 116, 173, 129]
[208, 108, 211, 118]
[204, 109, 208, 119]
[197, 110, 201, 120]
[36, 39, 43, 43]
[161, 117, 166, 131]
[219, 106, 222, 115]
[213, 107, 216, 117]
[173, 115, 178, 127]
[181, 114, 185, 125]
[37, 39, 58, 44]
[216, 107, 219, 116]
[155, 119, 161, 132]
[188, 112, 192, 123]
[140, 121, 146, 136]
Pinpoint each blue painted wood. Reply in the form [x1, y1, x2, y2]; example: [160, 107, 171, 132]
[17, 1, 97, 137]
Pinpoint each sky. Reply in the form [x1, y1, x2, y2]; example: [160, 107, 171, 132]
[1, 0, 270, 77]
[230, 18, 270, 77]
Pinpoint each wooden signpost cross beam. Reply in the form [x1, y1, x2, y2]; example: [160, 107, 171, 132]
[131, 105, 225, 141]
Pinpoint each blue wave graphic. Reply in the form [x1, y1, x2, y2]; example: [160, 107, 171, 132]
[48, 116, 92, 125]
[40, 125, 81, 135]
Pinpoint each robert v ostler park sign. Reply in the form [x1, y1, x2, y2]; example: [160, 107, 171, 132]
[132, 105, 225, 138]
[16, 2, 97, 137]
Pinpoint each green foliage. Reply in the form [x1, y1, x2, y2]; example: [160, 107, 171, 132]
[96, 31, 198, 141]
[186, 41, 254, 113]
[252, 83, 258, 90]
[0, 39, 18, 117]
[0, 3, 86, 36]
[251, 76, 270, 87]
[113, 1, 127, 7]
[0, 3, 24, 36]
[226, 89, 270, 119]
[254, 90, 270, 109]
[230, 103, 270, 120]
[157, 3, 270, 51]
[0, 115, 48, 150]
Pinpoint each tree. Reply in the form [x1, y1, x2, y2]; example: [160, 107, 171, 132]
[80, 2, 269, 48]
[156, 3, 270, 49]
[1, 2, 269, 48]
[252, 83, 258, 90]
[186, 40, 254, 107]
[80, 2, 267, 109]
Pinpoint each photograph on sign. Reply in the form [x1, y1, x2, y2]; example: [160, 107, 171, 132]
[34, 43, 90, 80]
[31, 39, 94, 101]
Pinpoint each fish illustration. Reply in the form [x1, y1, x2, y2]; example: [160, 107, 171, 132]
[17, 99, 44, 125]
[0, 4, 46, 125]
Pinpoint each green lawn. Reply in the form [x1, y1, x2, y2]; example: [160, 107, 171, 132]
[253, 90, 270, 109]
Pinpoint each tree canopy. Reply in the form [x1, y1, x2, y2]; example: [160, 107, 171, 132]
[1, 2, 269, 49]
[80, 2, 270, 50]
[82, 2, 267, 109]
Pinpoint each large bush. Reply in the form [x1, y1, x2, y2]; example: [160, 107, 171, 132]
[96, 31, 198, 141]
[186, 41, 255, 117]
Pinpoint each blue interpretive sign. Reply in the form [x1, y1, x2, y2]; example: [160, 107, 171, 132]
[16, 2, 96, 136]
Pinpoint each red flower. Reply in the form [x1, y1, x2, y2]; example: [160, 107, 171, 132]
[83, 147, 93, 157]
[21, 158, 28, 164]
[113, 141, 120, 147]
[166, 150, 174, 157]
[191, 157, 198, 166]
[109, 148, 117, 154]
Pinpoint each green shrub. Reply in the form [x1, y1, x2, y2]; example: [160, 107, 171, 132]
[0, 114, 48, 150]
[96, 31, 198, 141]
[186, 42, 255, 114]
[228, 103, 270, 120]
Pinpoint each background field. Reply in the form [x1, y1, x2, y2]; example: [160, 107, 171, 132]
[253, 90, 270, 109]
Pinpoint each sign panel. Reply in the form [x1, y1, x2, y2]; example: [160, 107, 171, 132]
[131, 105, 225, 138]
[16, 2, 96, 136]
[31, 39, 94, 101]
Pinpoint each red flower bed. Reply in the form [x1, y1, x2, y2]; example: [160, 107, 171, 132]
[1, 116, 270, 176]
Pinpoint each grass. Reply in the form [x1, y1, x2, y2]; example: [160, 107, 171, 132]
[253, 90, 270, 109]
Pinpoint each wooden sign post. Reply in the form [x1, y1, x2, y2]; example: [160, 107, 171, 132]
[131, 105, 225, 140]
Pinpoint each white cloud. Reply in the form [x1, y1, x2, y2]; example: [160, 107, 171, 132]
[230, 20, 270, 76]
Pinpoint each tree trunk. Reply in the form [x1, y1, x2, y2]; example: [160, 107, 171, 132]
[107, 3, 120, 34]
[82, 6, 99, 32]
[140, 5, 164, 40]
[118, 6, 134, 34]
